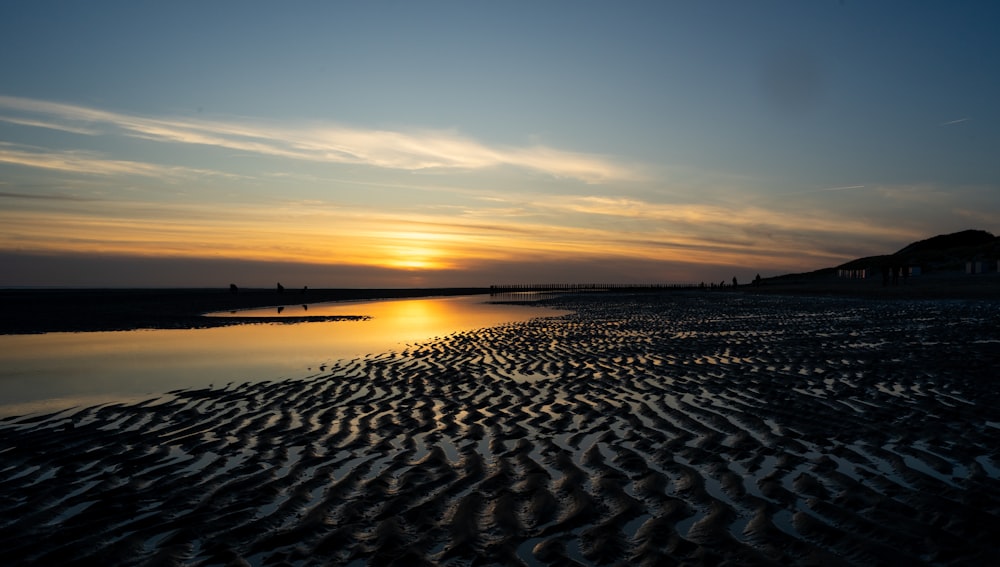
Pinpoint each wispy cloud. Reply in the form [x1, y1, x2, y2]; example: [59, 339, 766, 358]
[793, 184, 866, 195]
[0, 114, 100, 135]
[0, 190, 99, 202]
[940, 117, 969, 126]
[492, 192, 924, 264]
[0, 95, 637, 183]
[740, 184, 868, 201]
[0, 143, 244, 179]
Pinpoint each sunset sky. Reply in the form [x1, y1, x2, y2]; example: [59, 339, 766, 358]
[2, 1, 998, 288]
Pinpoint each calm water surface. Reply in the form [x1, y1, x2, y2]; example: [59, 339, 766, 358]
[0, 295, 568, 417]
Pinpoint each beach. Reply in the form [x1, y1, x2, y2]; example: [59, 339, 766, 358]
[1, 292, 999, 565]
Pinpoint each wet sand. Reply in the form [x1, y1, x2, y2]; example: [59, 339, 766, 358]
[2, 292, 999, 565]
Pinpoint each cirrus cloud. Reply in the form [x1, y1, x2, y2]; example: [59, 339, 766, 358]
[0, 95, 637, 183]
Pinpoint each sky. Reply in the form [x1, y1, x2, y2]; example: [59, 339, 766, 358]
[1, 1, 998, 288]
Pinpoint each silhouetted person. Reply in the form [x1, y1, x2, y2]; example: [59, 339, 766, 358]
[302, 285, 308, 294]
[277, 306, 285, 314]
[732, 276, 738, 287]
[754, 273, 762, 287]
[229, 283, 239, 295]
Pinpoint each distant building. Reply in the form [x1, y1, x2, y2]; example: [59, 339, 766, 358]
[966, 261, 992, 274]
[837, 268, 870, 279]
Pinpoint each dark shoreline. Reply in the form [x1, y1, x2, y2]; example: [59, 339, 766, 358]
[751, 270, 1000, 300]
[0, 287, 488, 334]
[2, 271, 998, 335]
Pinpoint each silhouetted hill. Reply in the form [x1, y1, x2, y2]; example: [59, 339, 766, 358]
[758, 230, 1000, 297]
[895, 229, 996, 256]
[837, 229, 999, 273]
[758, 229, 1000, 298]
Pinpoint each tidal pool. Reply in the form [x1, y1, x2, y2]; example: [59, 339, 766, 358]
[0, 295, 568, 416]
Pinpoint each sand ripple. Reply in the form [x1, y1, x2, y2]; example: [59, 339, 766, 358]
[2, 293, 999, 565]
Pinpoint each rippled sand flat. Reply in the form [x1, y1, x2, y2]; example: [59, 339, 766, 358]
[2, 293, 999, 566]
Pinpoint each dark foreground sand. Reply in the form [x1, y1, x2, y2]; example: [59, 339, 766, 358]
[2, 293, 999, 566]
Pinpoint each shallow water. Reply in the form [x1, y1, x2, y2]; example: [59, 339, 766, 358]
[0, 295, 568, 416]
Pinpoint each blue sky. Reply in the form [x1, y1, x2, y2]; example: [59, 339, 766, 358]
[1, 1, 998, 287]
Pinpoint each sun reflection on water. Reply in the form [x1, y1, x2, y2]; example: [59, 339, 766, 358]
[0, 295, 570, 416]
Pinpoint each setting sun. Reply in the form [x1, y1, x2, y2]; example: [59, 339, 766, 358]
[383, 249, 447, 271]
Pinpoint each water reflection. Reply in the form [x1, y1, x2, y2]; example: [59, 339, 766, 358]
[0, 295, 568, 416]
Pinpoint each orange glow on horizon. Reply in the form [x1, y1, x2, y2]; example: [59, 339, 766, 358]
[0, 191, 918, 279]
